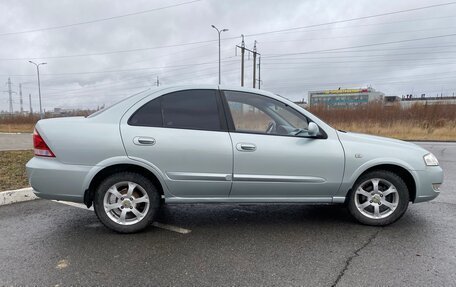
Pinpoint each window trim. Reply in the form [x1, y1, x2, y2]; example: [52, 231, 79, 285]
[220, 90, 328, 139]
[128, 89, 228, 132]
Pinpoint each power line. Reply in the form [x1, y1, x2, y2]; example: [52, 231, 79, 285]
[1, 58, 238, 77]
[0, 38, 240, 61]
[2, 3, 455, 61]
[244, 2, 456, 37]
[253, 15, 456, 38]
[257, 25, 456, 44]
[264, 74, 456, 89]
[264, 48, 456, 59]
[263, 33, 456, 58]
[0, 0, 203, 37]
[263, 56, 456, 65]
[265, 69, 456, 83]
[262, 62, 456, 70]
[23, 61, 239, 97]
[291, 44, 456, 54]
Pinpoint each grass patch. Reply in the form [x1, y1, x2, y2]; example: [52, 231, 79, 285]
[328, 122, 456, 141]
[0, 150, 34, 191]
[310, 103, 456, 141]
[0, 123, 35, 133]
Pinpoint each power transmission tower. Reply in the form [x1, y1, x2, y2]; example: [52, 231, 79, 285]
[6, 77, 16, 115]
[155, 75, 160, 86]
[236, 36, 260, 88]
[29, 93, 33, 115]
[257, 56, 261, 89]
[236, 35, 246, 86]
[19, 83, 23, 113]
[253, 41, 257, 88]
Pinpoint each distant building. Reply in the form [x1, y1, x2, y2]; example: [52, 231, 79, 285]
[384, 96, 401, 107]
[400, 95, 456, 108]
[308, 87, 384, 108]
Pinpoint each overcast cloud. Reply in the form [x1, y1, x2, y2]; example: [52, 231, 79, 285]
[1, 0, 456, 112]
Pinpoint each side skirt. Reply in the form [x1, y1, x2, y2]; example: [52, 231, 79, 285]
[165, 197, 345, 204]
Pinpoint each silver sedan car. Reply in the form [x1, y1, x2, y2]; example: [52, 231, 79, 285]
[26, 86, 443, 233]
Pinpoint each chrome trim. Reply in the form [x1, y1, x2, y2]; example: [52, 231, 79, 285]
[236, 143, 257, 152]
[233, 174, 326, 183]
[166, 172, 231, 181]
[133, 136, 156, 146]
[332, 196, 346, 204]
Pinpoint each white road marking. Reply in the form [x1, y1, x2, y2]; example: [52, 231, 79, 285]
[52, 200, 191, 234]
[52, 200, 93, 211]
[152, 222, 192, 234]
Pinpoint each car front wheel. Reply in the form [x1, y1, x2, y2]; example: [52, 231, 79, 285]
[348, 170, 409, 226]
[93, 172, 160, 233]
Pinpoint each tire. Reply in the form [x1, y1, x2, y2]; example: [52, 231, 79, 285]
[93, 172, 160, 233]
[347, 170, 409, 226]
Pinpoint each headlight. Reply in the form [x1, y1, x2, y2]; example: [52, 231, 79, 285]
[424, 153, 439, 166]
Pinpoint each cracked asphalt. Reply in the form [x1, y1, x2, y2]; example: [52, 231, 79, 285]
[0, 142, 455, 286]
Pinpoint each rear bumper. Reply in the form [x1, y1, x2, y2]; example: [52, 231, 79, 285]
[413, 166, 444, 203]
[26, 157, 93, 203]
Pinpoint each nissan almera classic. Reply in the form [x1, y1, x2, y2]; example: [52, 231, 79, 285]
[26, 86, 443, 233]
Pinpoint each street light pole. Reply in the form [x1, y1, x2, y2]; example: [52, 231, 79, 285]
[29, 61, 47, 119]
[211, 25, 228, 85]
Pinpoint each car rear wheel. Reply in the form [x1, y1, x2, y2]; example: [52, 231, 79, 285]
[347, 170, 409, 226]
[93, 172, 160, 233]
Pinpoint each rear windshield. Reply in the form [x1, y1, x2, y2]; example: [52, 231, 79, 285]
[87, 89, 151, 118]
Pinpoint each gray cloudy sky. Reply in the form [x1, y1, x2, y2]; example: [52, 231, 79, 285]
[1, 0, 456, 112]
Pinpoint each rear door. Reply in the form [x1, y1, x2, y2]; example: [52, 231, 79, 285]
[120, 89, 233, 198]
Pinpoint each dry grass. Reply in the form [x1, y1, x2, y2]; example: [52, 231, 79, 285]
[0, 150, 34, 191]
[0, 123, 35, 133]
[0, 111, 93, 133]
[333, 121, 456, 141]
[309, 103, 456, 141]
[1, 104, 455, 140]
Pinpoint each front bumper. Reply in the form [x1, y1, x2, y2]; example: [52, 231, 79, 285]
[413, 166, 444, 203]
[26, 157, 93, 203]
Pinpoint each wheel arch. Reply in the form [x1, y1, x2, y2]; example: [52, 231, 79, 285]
[83, 163, 166, 208]
[348, 164, 417, 203]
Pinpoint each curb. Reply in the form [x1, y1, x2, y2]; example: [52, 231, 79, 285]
[0, 187, 37, 206]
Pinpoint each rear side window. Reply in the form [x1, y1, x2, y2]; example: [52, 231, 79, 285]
[128, 89, 222, 131]
[128, 97, 162, 127]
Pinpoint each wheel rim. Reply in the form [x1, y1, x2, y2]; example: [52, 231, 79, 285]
[103, 181, 150, 225]
[354, 178, 399, 219]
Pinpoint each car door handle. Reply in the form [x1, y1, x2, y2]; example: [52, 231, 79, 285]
[236, 143, 256, 152]
[133, 137, 156, 146]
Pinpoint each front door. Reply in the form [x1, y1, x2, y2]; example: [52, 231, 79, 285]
[222, 90, 344, 199]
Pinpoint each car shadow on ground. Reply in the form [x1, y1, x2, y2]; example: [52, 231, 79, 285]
[49, 201, 431, 236]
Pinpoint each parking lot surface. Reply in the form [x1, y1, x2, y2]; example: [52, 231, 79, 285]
[0, 142, 455, 286]
[0, 132, 32, 151]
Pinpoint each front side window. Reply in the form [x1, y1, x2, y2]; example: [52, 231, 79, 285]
[129, 89, 222, 131]
[224, 91, 313, 136]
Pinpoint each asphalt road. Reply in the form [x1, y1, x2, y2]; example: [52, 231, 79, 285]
[0, 142, 455, 286]
[0, 132, 32, 151]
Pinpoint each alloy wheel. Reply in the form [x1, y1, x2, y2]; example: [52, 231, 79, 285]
[103, 181, 150, 225]
[354, 178, 399, 219]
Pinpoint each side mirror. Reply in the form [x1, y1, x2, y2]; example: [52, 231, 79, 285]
[307, 122, 319, 137]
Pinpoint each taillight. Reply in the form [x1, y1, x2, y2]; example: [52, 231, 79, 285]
[33, 129, 55, 157]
